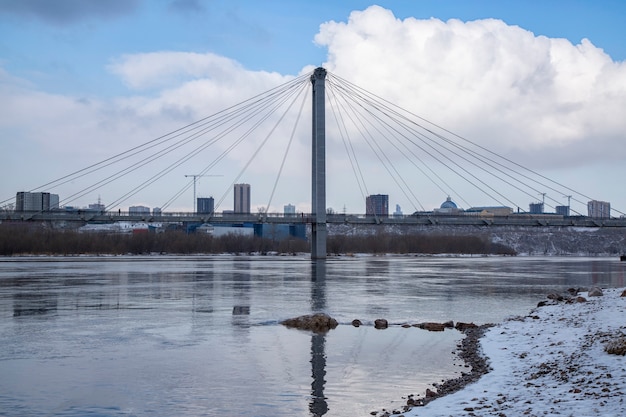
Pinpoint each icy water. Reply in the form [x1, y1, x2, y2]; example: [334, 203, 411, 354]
[0, 255, 624, 417]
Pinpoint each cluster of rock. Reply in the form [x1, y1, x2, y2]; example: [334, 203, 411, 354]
[281, 313, 480, 334]
[537, 286, 604, 307]
[353, 318, 479, 332]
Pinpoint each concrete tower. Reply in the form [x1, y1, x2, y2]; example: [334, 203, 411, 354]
[234, 183, 250, 214]
[311, 67, 327, 259]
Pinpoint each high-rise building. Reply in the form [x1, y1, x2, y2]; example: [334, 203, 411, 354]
[234, 183, 251, 214]
[284, 203, 296, 216]
[555, 205, 570, 216]
[197, 197, 215, 214]
[529, 202, 544, 214]
[588, 200, 610, 218]
[366, 194, 389, 217]
[15, 192, 59, 212]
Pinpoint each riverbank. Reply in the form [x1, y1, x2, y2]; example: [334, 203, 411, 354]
[404, 287, 626, 417]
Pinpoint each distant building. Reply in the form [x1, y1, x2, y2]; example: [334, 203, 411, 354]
[393, 204, 403, 217]
[434, 196, 462, 215]
[129, 205, 150, 215]
[88, 201, 105, 212]
[466, 206, 513, 216]
[152, 207, 162, 216]
[555, 205, 570, 216]
[366, 194, 389, 217]
[284, 203, 296, 216]
[15, 191, 59, 212]
[197, 224, 255, 237]
[234, 183, 251, 214]
[197, 197, 215, 214]
[588, 200, 610, 218]
[529, 202, 544, 214]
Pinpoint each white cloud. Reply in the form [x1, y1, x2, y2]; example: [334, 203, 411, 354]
[108, 51, 246, 90]
[315, 6, 626, 170]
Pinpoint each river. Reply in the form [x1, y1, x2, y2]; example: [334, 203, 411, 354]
[0, 255, 624, 416]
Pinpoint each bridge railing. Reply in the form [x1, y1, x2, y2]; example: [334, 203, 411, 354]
[2, 209, 626, 228]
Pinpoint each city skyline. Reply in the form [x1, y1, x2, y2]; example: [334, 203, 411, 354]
[10, 188, 613, 219]
[1, 1, 625, 214]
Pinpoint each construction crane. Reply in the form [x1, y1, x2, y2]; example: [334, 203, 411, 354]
[185, 174, 223, 212]
[563, 195, 572, 207]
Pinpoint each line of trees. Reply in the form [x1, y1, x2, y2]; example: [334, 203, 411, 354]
[0, 223, 515, 256]
[327, 232, 515, 255]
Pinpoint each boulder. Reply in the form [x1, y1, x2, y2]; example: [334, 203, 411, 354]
[588, 287, 604, 297]
[374, 318, 388, 329]
[281, 313, 338, 333]
[621, 289, 626, 297]
[605, 337, 626, 356]
[351, 319, 362, 327]
[418, 322, 446, 332]
[455, 322, 478, 331]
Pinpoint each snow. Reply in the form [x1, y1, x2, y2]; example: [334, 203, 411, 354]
[406, 287, 626, 417]
[79, 221, 159, 232]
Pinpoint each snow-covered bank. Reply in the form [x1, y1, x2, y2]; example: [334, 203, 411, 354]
[407, 287, 626, 417]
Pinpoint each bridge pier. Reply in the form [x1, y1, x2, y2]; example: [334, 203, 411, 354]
[311, 67, 327, 259]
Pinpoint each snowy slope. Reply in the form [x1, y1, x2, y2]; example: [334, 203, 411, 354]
[405, 287, 626, 417]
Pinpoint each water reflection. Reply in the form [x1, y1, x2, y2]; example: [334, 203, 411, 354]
[13, 292, 57, 317]
[230, 261, 252, 342]
[192, 269, 215, 314]
[310, 260, 328, 416]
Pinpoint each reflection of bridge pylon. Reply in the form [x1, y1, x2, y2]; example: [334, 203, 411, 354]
[311, 67, 328, 259]
[310, 260, 328, 416]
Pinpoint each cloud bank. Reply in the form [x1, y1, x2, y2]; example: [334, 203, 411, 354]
[316, 6, 626, 169]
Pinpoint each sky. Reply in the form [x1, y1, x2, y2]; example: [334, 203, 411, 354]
[1, 0, 625, 215]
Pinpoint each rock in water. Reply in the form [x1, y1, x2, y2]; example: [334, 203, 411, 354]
[418, 322, 447, 332]
[374, 318, 388, 329]
[281, 313, 338, 333]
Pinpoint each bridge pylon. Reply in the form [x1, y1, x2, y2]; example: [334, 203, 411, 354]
[311, 67, 327, 259]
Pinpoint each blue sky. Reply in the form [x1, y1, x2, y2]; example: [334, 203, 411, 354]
[1, 0, 626, 214]
[2, 1, 624, 95]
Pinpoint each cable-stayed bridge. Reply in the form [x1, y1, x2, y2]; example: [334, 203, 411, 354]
[2, 67, 625, 258]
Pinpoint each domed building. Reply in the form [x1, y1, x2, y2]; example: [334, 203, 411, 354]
[434, 196, 462, 214]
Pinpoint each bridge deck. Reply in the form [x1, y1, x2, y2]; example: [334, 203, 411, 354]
[2, 211, 626, 228]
